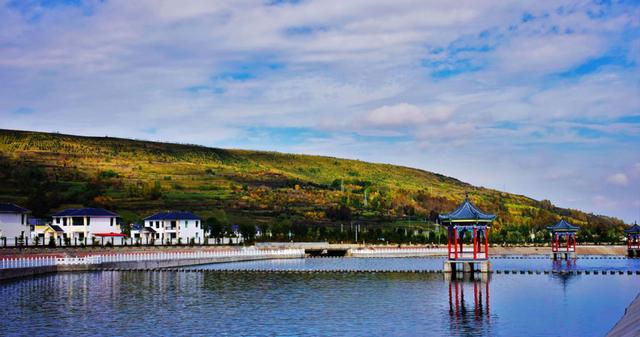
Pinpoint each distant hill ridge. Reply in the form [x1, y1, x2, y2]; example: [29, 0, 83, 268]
[0, 129, 626, 242]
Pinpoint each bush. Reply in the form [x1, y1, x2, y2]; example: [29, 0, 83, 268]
[99, 170, 119, 179]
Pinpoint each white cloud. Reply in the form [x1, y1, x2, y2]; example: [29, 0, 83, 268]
[361, 103, 452, 127]
[607, 173, 629, 186]
[0, 0, 639, 222]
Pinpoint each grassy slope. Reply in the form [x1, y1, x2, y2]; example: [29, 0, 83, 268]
[0, 129, 626, 236]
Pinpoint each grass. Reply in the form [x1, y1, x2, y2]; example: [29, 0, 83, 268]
[0, 129, 627, 239]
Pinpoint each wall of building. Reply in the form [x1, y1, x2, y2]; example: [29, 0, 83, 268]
[52, 216, 119, 239]
[144, 218, 203, 242]
[178, 219, 204, 242]
[0, 213, 30, 238]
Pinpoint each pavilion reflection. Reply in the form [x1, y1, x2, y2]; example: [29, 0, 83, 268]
[551, 258, 578, 272]
[446, 273, 490, 323]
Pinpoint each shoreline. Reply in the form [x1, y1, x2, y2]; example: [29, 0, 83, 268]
[0, 244, 629, 258]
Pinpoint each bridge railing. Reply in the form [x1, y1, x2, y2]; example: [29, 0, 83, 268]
[0, 249, 305, 269]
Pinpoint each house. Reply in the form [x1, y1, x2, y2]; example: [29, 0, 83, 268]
[129, 223, 157, 243]
[30, 218, 64, 243]
[143, 211, 203, 243]
[0, 203, 31, 239]
[51, 208, 120, 240]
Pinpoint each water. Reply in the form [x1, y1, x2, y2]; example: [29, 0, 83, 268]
[0, 257, 638, 337]
[185, 255, 640, 272]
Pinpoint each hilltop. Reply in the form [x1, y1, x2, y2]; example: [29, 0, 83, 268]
[0, 129, 626, 243]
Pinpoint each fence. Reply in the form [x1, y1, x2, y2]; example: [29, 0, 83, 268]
[351, 247, 448, 257]
[0, 236, 244, 248]
[0, 249, 305, 270]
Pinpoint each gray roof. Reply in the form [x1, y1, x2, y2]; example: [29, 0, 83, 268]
[547, 219, 580, 232]
[439, 196, 496, 222]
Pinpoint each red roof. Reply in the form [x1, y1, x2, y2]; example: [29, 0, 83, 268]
[93, 232, 126, 237]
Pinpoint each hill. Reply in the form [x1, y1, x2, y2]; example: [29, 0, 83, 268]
[0, 129, 626, 243]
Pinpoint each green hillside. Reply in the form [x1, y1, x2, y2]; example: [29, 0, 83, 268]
[0, 129, 626, 243]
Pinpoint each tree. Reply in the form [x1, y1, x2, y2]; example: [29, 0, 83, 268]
[239, 224, 257, 244]
[206, 217, 226, 244]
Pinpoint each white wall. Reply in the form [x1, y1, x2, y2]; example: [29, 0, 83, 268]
[0, 213, 30, 238]
[144, 218, 203, 242]
[178, 219, 204, 242]
[52, 216, 119, 239]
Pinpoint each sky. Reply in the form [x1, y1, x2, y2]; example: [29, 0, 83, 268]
[1, 0, 639, 223]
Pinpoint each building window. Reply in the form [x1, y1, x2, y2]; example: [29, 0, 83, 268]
[56, 218, 60, 224]
[110, 218, 113, 226]
[185, 220, 188, 229]
[21, 214, 25, 225]
[156, 221, 159, 229]
[196, 221, 199, 228]
[87, 217, 91, 226]
[63, 218, 67, 226]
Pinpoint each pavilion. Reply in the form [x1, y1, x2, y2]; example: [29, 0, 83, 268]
[547, 219, 580, 260]
[624, 222, 640, 257]
[440, 194, 496, 273]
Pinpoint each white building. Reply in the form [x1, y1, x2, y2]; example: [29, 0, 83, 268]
[0, 203, 31, 239]
[51, 208, 121, 240]
[143, 211, 203, 243]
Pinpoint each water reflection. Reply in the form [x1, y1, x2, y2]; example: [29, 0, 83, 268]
[552, 258, 578, 272]
[446, 274, 491, 335]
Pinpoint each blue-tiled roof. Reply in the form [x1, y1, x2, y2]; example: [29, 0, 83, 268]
[0, 202, 30, 213]
[439, 196, 496, 222]
[624, 223, 640, 234]
[52, 208, 119, 217]
[28, 218, 47, 226]
[144, 211, 201, 221]
[547, 219, 580, 232]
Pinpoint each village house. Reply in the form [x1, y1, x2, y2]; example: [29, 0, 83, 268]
[30, 218, 64, 243]
[143, 211, 203, 243]
[0, 202, 31, 239]
[51, 208, 121, 241]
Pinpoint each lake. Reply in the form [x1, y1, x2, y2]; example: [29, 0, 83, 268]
[1, 257, 638, 336]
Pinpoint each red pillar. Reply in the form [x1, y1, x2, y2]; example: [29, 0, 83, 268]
[627, 236, 631, 249]
[448, 228, 451, 259]
[473, 227, 477, 260]
[484, 228, 489, 258]
[566, 234, 569, 252]
[454, 228, 458, 259]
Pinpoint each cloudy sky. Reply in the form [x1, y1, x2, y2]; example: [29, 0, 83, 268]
[1, 0, 639, 222]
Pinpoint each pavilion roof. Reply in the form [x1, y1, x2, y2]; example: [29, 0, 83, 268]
[624, 223, 640, 234]
[547, 219, 580, 232]
[438, 196, 496, 223]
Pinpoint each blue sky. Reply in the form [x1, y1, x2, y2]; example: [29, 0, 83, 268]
[1, 0, 639, 222]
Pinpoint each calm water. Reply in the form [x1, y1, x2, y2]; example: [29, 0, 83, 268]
[1, 257, 638, 337]
[185, 255, 640, 272]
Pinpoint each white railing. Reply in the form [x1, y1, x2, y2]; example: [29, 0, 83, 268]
[0, 249, 305, 269]
[351, 247, 448, 257]
[0, 256, 58, 269]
